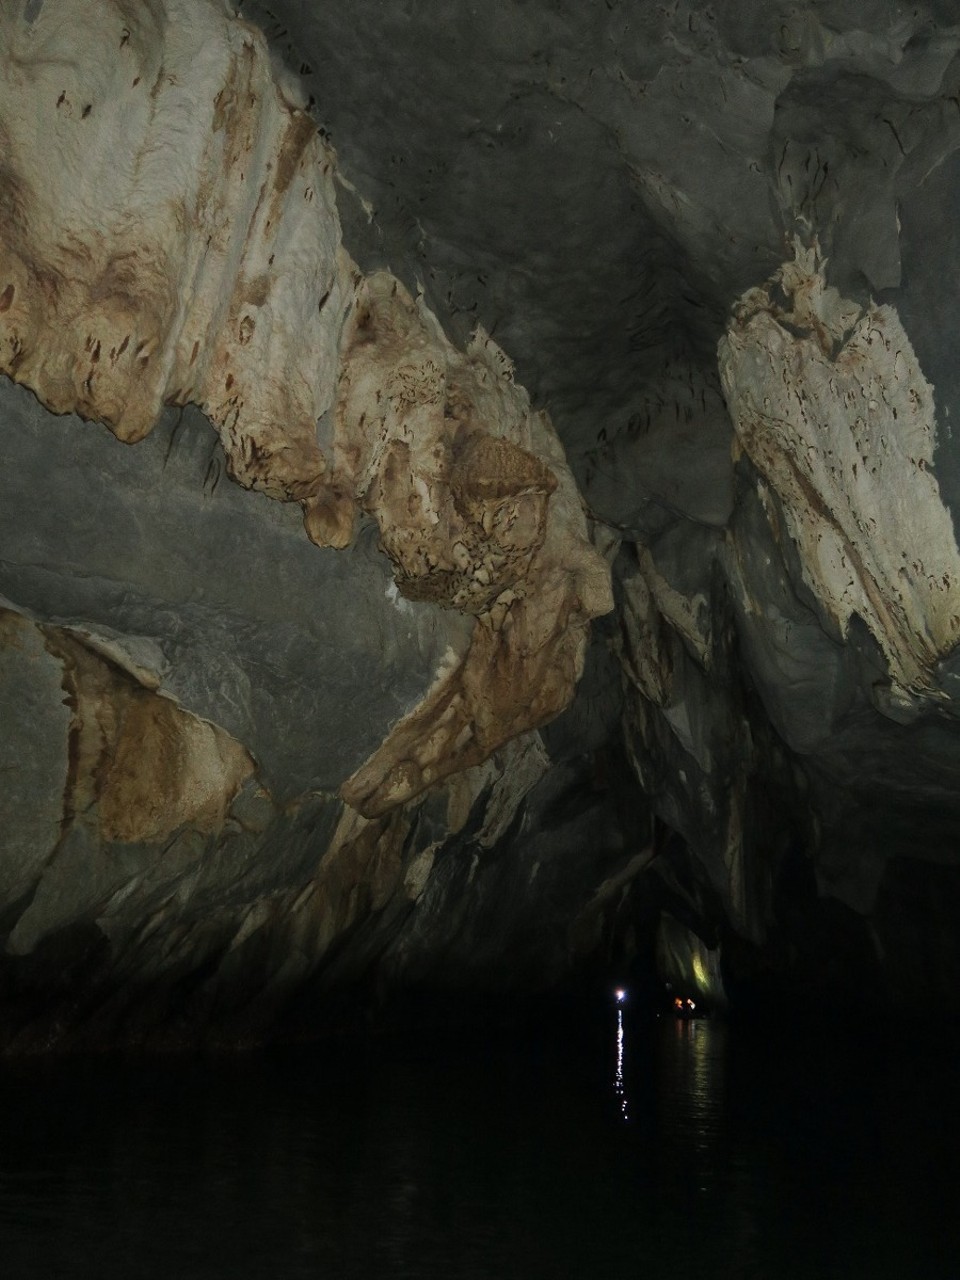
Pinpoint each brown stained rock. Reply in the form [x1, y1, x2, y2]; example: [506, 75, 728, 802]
[332, 275, 611, 815]
[0, 0, 611, 822]
[341, 587, 594, 817]
[43, 629, 253, 846]
[301, 482, 356, 549]
[273, 805, 411, 971]
[97, 693, 253, 844]
[329, 274, 563, 614]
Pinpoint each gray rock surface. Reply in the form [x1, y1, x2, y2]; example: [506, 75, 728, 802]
[0, 379, 466, 797]
[5, 0, 960, 1043]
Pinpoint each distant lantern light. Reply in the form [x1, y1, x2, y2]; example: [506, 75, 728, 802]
[615, 988, 627, 1003]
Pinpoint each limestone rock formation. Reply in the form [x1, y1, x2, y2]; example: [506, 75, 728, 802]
[720, 244, 960, 697]
[0, 0, 610, 822]
[330, 272, 611, 814]
[6, 0, 960, 1045]
[0, 0, 620, 1048]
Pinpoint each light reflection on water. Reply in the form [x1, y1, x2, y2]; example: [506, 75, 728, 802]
[0, 1014, 958, 1278]
[613, 1006, 628, 1121]
[659, 1018, 725, 1190]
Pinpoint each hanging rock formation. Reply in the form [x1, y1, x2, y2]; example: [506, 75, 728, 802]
[720, 244, 960, 698]
[0, 0, 617, 1048]
[0, 0, 610, 817]
[6, 0, 960, 1046]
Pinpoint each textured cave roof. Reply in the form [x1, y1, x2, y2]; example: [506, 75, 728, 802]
[240, 0, 960, 529]
[231, 0, 960, 912]
[6, 0, 960, 1048]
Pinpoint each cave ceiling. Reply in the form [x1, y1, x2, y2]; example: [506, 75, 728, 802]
[3, 0, 960, 1048]
[245, 0, 960, 521]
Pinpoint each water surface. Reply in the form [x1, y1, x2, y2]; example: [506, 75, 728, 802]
[0, 1010, 956, 1278]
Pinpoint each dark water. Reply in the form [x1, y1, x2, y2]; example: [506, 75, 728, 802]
[1, 1009, 958, 1279]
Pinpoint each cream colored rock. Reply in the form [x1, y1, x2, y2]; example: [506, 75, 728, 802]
[720, 244, 960, 695]
[332, 277, 611, 815]
[327, 274, 559, 615]
[0, 0, 349, 498]
[0, 0, 611, 817]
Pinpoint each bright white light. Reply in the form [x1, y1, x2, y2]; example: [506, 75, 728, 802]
[615, 988, 626, 1003]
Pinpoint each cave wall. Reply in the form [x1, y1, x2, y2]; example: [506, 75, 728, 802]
[0, 0, 627, 1049]
[0, 376, 633, 1049]
[4, 0, 960, 1043]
